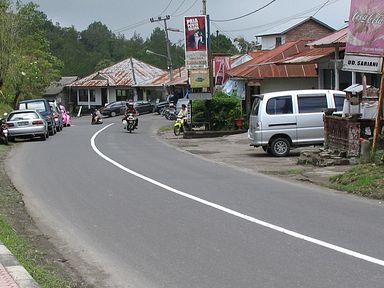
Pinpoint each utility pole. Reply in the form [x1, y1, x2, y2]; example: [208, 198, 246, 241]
[201, 0, 207, 15]
[150, 15, 173, 81]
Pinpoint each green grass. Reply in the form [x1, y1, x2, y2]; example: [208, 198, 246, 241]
[330, 152, 384, 199]
[0, 218, 72, 288]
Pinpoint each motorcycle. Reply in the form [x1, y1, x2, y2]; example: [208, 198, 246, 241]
[173, 116, 186, 136]
[122, 113, 137, 133]
[91, 111, 103, 125]
[0, 114, 9, 145]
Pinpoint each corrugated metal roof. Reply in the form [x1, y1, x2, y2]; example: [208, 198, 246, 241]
[44, 76, 78, 95]
[138, 66, 188, 87]
[228, 40, 317, 79]
[307, 27, 348, 48]
[280, 47, 337, 64]
[254, 17, 334, 37]
[69, 58, 165, 87]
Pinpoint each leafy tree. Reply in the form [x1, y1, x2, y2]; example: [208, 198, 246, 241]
[234, 37, 258, 54]
[1, 1, 62, 108]
[210, 34, 238, 55]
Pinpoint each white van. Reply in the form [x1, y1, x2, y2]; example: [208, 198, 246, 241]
[248, 89, 346, 156]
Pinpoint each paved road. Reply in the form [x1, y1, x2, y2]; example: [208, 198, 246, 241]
[7, 114, 384, 288]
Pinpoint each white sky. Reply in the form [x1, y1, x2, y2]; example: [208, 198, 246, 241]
[31, 0, 351, 44]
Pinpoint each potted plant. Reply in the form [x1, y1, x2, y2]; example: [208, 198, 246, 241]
[231, 101, 244, 129]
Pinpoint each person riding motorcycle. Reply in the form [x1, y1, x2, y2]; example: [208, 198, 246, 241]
[124, 101, 138, 128]
[177, 104, 187, 123]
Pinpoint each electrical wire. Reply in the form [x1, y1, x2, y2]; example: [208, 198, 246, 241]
[171, 0, 188, 15]
[211, 0, 277, 22]
[172, 0, 199, 17]
[159, 0, 173, 16]
[215, 0, 340, 33]
[312, 0, 330, 17]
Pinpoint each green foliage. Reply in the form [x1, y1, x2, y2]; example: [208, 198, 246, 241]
[192, 91, 242, 130]
[210, 34, 239, 55]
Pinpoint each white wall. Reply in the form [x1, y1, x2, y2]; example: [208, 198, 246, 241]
[261, 35, 285, 50]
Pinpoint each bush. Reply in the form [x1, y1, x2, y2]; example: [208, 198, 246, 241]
[191, 91, 242, 130]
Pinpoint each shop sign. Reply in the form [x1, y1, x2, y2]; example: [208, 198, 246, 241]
[342, 54, 383, 74]
[184, 16, 209, 69]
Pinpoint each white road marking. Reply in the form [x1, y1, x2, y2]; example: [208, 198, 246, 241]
[91, 124, 384, 267]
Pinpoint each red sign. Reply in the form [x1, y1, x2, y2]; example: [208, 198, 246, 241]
[184, 16, 209, 70]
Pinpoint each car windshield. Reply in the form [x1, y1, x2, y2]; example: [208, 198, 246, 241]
[9, 112, 39, 121]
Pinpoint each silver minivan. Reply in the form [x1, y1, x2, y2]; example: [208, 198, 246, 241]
[248, 89, 346, 156]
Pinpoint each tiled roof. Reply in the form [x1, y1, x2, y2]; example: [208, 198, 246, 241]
[69, 58, 165, 87]
[138, 66, 188, 87]
[44, 76, 78, 95]
[228, 40, 317, 79]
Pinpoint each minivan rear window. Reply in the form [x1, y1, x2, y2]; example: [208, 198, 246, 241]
[297, 94, 327, 113]
[20, 101, 45, 112]
[333, 93, 345, 111]
[266, 96, 293, 115]
[250, 97, 261, 116]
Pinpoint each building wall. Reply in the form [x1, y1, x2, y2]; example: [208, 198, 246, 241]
[261, 35, 286, 50]
[260, 78, 318, 94]
[285, 20, 333, 42]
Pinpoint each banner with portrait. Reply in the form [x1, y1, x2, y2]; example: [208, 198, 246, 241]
[184, 15, 209, 69]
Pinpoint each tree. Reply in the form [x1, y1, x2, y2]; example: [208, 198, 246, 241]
[1, 1, 62, 108]
[210, 34, 238, 55]
[234, 37, 259, 54]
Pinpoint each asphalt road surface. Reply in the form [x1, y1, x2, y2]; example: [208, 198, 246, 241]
[7, 114, 384, 288]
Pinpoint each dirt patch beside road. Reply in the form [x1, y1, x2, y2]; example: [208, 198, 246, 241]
[157, 130, 351, 189]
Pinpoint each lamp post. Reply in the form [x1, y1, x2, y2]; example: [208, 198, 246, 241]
[146, 49, 173, 82]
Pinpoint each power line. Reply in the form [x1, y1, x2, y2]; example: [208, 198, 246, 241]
[215, 0, 340, 33]
[171, 0, 188, 15]
[312, 0, 330, 17]
[211, 0, 277, 22]
[172, 0, 199, 17]
[159, 0, 173, 16]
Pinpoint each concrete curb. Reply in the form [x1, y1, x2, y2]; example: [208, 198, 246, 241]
[0, 241, 39, 288]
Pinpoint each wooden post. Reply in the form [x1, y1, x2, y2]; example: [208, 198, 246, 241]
[370, 65, 384, 161]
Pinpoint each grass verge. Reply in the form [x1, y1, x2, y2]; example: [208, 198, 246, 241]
[0, 144, 88, 287]
[330, 150, 384, 199]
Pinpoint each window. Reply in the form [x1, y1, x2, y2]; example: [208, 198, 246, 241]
[266, 96, 293, 115]
[333, 93, 345, 111]
[24, 101, 45, 112]
[90, 89, 96, 102]
[297, 94, 327, 113]
[250, 97, 261, 116]
[79, 89, 88, 102]
[116, 89, 128, 101]
[275, 36, 282, 47]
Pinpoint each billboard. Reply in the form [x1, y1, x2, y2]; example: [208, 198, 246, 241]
[184, 16, 209, 70]
[346, 0, 384, 56]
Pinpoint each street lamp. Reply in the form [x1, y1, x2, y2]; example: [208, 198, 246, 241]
[146, 49, 173, 82]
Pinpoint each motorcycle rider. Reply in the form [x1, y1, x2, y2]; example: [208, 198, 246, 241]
[124, 101, 139, 128]
[178, 104, 187, 121]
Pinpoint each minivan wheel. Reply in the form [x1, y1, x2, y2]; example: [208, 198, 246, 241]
[270, 137, 290, 157]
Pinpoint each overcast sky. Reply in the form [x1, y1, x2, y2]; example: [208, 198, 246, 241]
[30, 0, 351, 44]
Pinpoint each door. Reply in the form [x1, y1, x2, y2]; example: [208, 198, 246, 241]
[101, 88, 108, 106]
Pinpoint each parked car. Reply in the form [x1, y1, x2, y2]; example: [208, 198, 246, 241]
[154, 100, 169, 114]
[101, 101, 127, 117]
[6, 110, 49, 141]
[49, 101, 63, 132]
[248, 89, 346, 157]
[60, 105, 71, 127]
[18, 99, 56, 135]
[134, 100, 154, 114]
